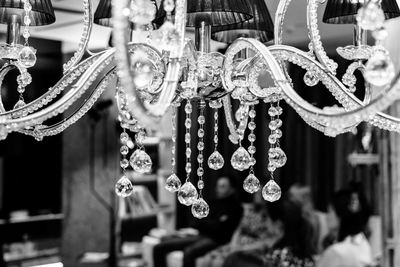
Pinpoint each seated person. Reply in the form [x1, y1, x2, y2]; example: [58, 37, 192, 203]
[153, 176, 243, 267]
[317, 185, 373, 267]
[197, 202, 283, 267]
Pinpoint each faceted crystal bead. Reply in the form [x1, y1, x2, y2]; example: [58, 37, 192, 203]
[129, 149, 152, 173]
[198, 129, 205, 138]
[269, 147, 287, 168]
[130, 0, 156, 25]
[197, 167, 204, 177]
[115, 176, 134, 198]
[185, 118, 192, 128]
[120, 145, 129, 155]
[262, 180, 282, 202]
[135, 130, 146, 144]
[268, 107, 278, 117]
[209, 100, 222, 109]
[231, 147, 251, 171]
[165, 173, 181, 192]
[268, 135, 277, 144]
[357, 2, 385, 31]
[197, 142, 204, 151]
[178, 182, 198, 206]
[185, 163, 192, 173]
[276, 106, 283, 116]
[267, 162, 276, 172]
[120, 159, 129, 169]
[248, 133, 256, 142]
[273, 129, 283, 139]
[198, 115, 205, 124]
[185, 103, 192, 113]
[303, 71, 319, 86]
[208, 151, 224, 170]
[248, 146, 256, 154]
[163, 0, 175, 12]
[249, 157, 256, 166]
[197, 180, 204, 189]
[235, 105, 248, 122]
[365, 50, 395, 86]
[191, 198, 209, 219]
[248, 122, 256, 131]
[197, 154, 204, 163]
[249, 109, 256, 118]
[18, 46, 36, 68]
[185, 133, 191, 143]
[243, 173, 261, 194]
[120, 132, 129, 143]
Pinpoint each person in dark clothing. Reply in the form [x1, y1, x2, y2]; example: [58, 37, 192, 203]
[153, 176, 243, 267]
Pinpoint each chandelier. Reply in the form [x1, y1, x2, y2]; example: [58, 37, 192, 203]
[0, 0, 399, 219]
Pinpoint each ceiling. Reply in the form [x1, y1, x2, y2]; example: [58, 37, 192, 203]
[0, 0, 399, 53]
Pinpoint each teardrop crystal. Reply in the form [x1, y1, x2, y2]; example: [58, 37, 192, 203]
[14, 99, 26, 109]
[129, 149, 152, 174]
[178, 182, 198, 206]
[243, 173, 260, 194]
[365, 50, 395, 86]
[115, 176, 134, 198]
[165, 173, 181, 192]
[191, 198, 210, 219]
[262, 180, 282, 202]
[231, 147, 251, 171]
[208, 151, 224, 170]
[268, 147, 287, 168]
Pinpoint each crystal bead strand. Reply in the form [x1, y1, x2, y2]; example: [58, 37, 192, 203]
[208, 100, 224, 170]
[165, 105, 182, 192]
[178, 100, 198, 206]
[262, 100, 285, 202]
[115, 129, 134, 198]
[231, 103, 251, 172]
[243, 105, 261, 194]
[192, 100, 209, 219]
[130, 129, 153, 174]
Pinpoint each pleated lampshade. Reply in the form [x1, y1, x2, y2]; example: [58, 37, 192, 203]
[323, 0, 400, 24]
[94, 0, 159, 27]
[155, 0, 253, 27]
[0, 0, 55, 26]
[211, 0, 274, 43]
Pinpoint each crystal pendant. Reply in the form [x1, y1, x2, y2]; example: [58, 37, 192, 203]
[208, 151, 224, 170]
[178, 182, 198, 206]
[243, 173, 260, 194]
[153, 21, 180, 51]
[18, 46, 36, 68]
[231, 147, 251, 171]
[268, 147, 287, 168]
[357, 2, 385, 31]
[115, 175, 134, 197]
[130, 149, 152, 173]
[303, 71, 319, 87]
[262, 180, 282, 202]
[191, 198, 210, 219]
[165, 173, 181, 192]
[365, 50, 395, 86]
[13, 99, 26, 109]
[235, 105, 248, 122]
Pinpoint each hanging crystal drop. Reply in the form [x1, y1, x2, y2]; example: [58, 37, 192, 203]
[208, 151, 224, 170]
[365, 50, 395, 86]
[13, 99, 26, 110]
[262, 180, 282, 202]
[303, 71, 319, 87]
[243, 173, 261, 194]
[231, 146, 251, 171]
[129, 149, 152, 173]
[115, 175, 134, 198]
[191, 198, 210, 219]
[165, 173, 181, 192]
[235, 105, 248, 122]
[178, 182, 198, 206]
[18, 46, 36, 68]
[269, 147, 287, 168]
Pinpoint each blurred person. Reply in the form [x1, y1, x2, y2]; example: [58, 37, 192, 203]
[153, 176, 243, 267]
[317, 186, 372, 267]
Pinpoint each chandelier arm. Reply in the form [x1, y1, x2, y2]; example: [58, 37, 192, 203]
[0, 51, 106, 120]
[63, 0, 94, 74]
[19, 69, 117, 139]
[0, 49, 115, 130]
[306, 0, 338, 74]
[0, 64, 16, 113]
[112, 0, 187, 129]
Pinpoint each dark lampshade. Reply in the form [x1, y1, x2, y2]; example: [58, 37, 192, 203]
[94, 0, 159, 27]
[323, 0, 400, 24]
[155, 0, 253, 27]
[0, 0, 55, 26]
[211, 0, 273, 43]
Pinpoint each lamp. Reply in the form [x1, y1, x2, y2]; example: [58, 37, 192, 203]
[323, 0, 400, 24]
[211, 0, 274, 44]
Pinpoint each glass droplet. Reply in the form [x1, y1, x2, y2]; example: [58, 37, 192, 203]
[249, 109, 256, 118]
[120, 159, 129, 169]
[243, 173, 260, 194]
[197, 115, 205, 124]
[268, 107, 278, 117]
[262, 179, 282, 202]
[365, 49, 395, 86]
[197, 167, 204, 177]
[197, 180, 204, 189]
[248, 122, 256, 131]
[197, 142, 204, 151]
[198, 129, 205, 138]
[303, 71, 319, 87]
[18, 46, 36, 68]
[267, 162, 276, 172]
[208, 151, 224, 170]
[165, 173, 181, 192]
[120, 132, 129, 143]
[185, 118, 192, 128]
[191, 198, 209, 219]
[120, 145, 129, 155]
[178, 182, 198, 206]
[248, 145, 256, 154]
[269, 147, 287, 168]
[129, 149, 152, 173]
[231, 147, 251, 171]
[248, 133, 256, 142]
[115, 176, 134, 197]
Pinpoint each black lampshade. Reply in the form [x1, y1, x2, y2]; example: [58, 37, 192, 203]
[211, 0, 273, 43]
[323, 0, 400, 24]
[94, 0, 159, 27]
[0, 0, 55, 26]
[155, 0, 253, 27]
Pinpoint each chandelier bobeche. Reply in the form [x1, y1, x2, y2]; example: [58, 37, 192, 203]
[0, 0, 399, 219]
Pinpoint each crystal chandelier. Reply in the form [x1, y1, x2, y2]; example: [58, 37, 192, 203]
[0, 0, 400, 219]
